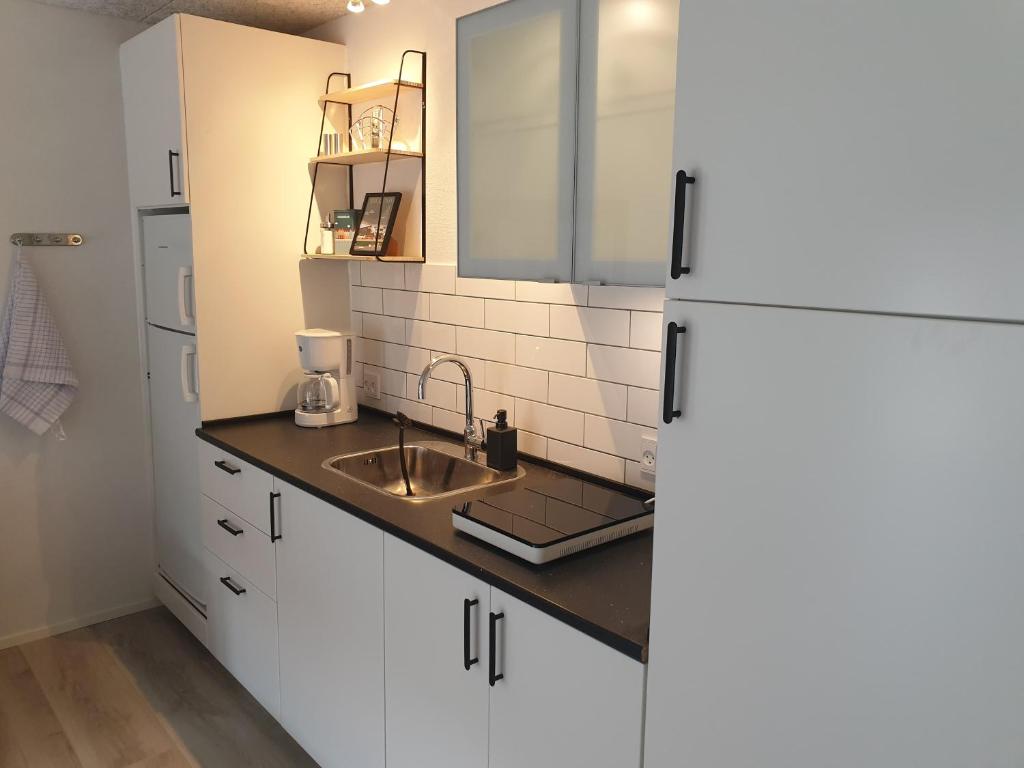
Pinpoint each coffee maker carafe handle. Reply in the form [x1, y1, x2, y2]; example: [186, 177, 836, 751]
[325, 375, 340, 409]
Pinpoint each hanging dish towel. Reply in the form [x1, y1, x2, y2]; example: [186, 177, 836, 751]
[0, 248, 79, 434]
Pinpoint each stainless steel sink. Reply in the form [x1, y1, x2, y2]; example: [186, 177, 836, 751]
[322, 441, 524, 501]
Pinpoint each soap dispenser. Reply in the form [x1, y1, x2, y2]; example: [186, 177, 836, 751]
[486, 409, 517, 471]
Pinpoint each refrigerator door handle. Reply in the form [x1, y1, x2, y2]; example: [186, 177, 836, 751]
[663, 322, 686, 424]
[180, 344, 198, 403]
[670, 170, 696, 279]
[177, 266, 194, 327]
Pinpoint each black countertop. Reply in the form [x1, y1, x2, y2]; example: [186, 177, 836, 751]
[196, 411, 653, 662]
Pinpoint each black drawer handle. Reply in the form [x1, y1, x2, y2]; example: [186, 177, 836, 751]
[168, 149, 181, 197]
[663, 322, 686, 424]
[670, 170, 696, 279]
[464, 598, 479, 670]
[489, 611, 504, 686]
[219, 576, 246, 596]
[270, 491, 282, 541]
[217, 518, 243, 536]
[214, 460, 241, 476]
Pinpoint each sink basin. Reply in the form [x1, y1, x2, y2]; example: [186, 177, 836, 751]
[322, 441, 524, 501]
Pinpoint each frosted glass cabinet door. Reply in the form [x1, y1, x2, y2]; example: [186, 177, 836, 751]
[666, 0, 1024, 320]
[574, 0, 679, 286]
[457, 0, 578, 282]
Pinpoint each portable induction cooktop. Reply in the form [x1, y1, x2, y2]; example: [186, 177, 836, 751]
[452, 464, 654, 564]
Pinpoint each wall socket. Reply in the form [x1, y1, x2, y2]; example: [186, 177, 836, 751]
[363, 370, 382, 400]
[640, 436, 657, 475]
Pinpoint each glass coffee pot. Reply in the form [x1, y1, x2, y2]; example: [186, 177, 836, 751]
[298, 372, 340, 413]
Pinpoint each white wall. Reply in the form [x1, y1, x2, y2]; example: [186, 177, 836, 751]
[308, 1, 663, 490]
[0, 0, 155, 647]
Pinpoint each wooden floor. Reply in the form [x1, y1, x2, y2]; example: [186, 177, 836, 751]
[0, 607, 317, 768]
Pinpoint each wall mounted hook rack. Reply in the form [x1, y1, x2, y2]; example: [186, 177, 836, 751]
[10, 233, 84, 247]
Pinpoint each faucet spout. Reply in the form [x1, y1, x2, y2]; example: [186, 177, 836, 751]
[417, 355, 481, 458]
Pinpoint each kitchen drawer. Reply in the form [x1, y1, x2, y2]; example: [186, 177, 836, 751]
[204, 548, 280, 718]
[198, 439, 275, 534]
[201, 495, 277, 601]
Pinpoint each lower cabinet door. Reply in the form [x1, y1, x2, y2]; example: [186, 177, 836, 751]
[204, 549, 280, 718]
[275, 481, 385, 768]
[383, 535, 489, 768]
[488, 589, 646, 768]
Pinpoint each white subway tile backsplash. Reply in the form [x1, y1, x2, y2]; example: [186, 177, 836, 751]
[456, 276, 516, 299]
[514, 282, 587, 305]
[407, 320, 456, 353]
[485, 362, 548, 402]
[629, 311, 662, 351]
[405, 263, 456, 294]
[548, 373, 627, 420]
[384, 343, 431, 374]
[587, 345, 661, 388]
[485, 300, 549, 336]
[431, 293, 485, 327]
[352, 286, 383, 314]
[457, 327, 516, 363]
[383, 289, 429, 320]
[549, 305, 629, 347]
[627, 387, 660, 429]
[386, 395, 432, 423]
[516, 335, 586, 376]
[432, 407, 465, 434]
[350, 311, 363, 336]
[517, 430, 548, 459]
[588, 285, 664, 312]
[458, 386, 515, 423]
[584, 414, 649, 460]
[364, 364, 405, 397]
[348, 262, 361, 286]
[514, 399, 584, 445]
[625, 460, 655, 492]
[355, 337, 385, 366]
[361, 261, 405, 289]
[362, 313, 406, 344]
[406, 373, 457, 411]
[547, 440, 625, 483]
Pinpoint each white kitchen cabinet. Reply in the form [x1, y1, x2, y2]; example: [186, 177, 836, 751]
[120, 15, 188, 207]
[488, 588, 646, 768]
[573, 0, 679, 286]
[199, 495, 277, 601]
[646, 300, 1024, 767]
[276, 481, 386, 768]
[384, 536, 489, 768]
[204, 548, 280, 718]
[197, 440, 275, 535]
[457, 0, 579, 282]
[666, 0, 1024, 320]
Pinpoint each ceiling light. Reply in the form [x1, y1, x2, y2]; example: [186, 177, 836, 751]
[370, 0, 390, 4]
[347, 0, 365, 12]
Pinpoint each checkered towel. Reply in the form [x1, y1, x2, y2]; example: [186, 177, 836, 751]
[0, 249, 79, 435]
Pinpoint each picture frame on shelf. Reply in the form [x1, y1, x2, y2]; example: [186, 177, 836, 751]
[351, 192, 403, 257]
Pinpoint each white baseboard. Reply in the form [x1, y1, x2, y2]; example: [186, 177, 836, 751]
[0, 596, 161, 651]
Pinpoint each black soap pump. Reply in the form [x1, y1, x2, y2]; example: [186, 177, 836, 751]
[486, 409, 518, 471]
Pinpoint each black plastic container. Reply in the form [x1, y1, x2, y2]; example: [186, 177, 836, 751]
[485, 409, 517, 471]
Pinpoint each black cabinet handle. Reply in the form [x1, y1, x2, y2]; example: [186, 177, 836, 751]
[214, 460, 240, 476]
[663, 322, 686, 424]
[168, 149, 181, 197]
[217, 518, 243, 536]
[464, 598, 479, 670]
[670, 170, 696, 279]
[270, 491, 282, 541]
[219, 576, 246, 596]
[489, 611, 504, 686]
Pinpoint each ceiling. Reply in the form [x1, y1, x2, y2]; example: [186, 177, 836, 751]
[28, 0, 347, 35]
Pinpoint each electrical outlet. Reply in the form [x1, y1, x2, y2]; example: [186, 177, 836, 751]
[363, 370, 382, 400]
[640, 435, 657, 475]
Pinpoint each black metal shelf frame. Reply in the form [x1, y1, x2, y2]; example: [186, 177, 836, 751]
[303, 50, 427, 263]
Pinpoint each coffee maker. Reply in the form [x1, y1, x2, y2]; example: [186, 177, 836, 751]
[294, 329, 357, 428]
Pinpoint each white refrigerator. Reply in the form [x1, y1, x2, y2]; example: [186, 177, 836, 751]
[645, 2, 1024, 767]
[142, 213, 204, 609]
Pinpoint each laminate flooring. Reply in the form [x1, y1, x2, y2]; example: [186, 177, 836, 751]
[0, 607, 317, 767]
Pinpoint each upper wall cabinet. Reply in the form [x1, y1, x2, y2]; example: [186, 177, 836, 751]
[457, 0, 679, 286]
[121, 16, 189, 207]
[457, 0, 579, 283]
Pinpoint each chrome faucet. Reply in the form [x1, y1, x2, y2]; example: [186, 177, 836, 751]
[418, 355, 484, 459]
